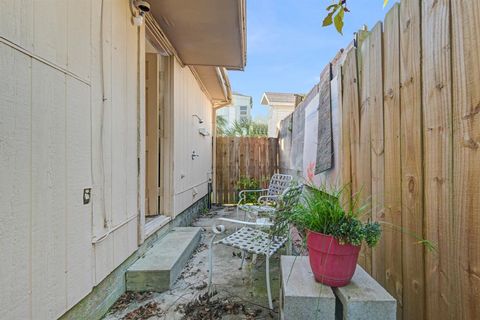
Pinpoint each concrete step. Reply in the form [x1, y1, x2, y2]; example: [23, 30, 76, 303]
[126, 227, 202, 292]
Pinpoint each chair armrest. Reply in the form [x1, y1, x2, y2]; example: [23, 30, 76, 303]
[257, 195, 279, 205]
[237, 189, 269, 205]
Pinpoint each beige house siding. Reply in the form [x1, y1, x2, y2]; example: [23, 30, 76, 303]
[0, 0, 216, 319]
[268, 105, 295, 137]
[173, 60, 213, 216]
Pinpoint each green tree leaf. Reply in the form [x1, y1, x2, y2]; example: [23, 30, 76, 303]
[333, 7, 345, 34]
[322, 12, 334, 26]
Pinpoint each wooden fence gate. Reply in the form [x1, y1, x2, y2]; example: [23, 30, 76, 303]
[214, 137, 278, 204]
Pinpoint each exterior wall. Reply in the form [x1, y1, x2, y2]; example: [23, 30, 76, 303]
[0, 1, 215, 319]
[60, 196, 208, 320]
[216, 105, 237, 127]
[0, 1, 142, 319]
[216, 93, 253, 128]
[172, 60, 214, 216]
[268, 104, 295, 137]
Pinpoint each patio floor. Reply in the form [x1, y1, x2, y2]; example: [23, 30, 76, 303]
[103, 206, 282, 320]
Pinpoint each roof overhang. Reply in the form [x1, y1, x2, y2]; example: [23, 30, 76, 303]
[149, 0, 246, 70]
[261, 93, 296, 107]
[191, 66, 232, 109]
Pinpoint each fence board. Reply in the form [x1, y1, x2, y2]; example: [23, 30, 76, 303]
[369, 22, 386, 286]
[274, 0, 480, 318]
[342, 48, 361, 218]
[451, 1, 480, 319]
[400, 1, 425, 319]
[382, 4, 403, 318]
[422, 0, 453, 319]
[215, 137, 278, 204]
[358, 29, 373, 273]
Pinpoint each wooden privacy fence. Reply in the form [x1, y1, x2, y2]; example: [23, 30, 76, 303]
[214, 137, 278, 204]
[277, 1, 480, 319]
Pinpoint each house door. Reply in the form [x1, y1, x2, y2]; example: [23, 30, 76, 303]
[145, 52, 163, 216]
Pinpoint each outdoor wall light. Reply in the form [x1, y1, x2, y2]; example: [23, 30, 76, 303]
[130, 0, 151, 26]
[192, 114, 204, 124]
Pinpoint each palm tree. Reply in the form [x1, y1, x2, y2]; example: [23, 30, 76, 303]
[223, 119, 268, 137]
[216, 115, 228, 135]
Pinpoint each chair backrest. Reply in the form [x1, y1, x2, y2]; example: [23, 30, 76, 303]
[278, 184, 304, 209]
[267, 174, 293, 196]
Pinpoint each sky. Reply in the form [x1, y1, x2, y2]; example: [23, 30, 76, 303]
[228, 0, 397, 120]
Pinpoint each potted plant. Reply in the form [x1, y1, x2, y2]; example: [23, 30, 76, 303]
[272, 184, 381, 287]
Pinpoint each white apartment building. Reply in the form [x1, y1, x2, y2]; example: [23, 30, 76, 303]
[261, 92, 301, 137]
[217, 92, 253, 127]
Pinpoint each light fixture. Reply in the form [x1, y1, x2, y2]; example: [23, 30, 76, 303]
[132, 15, 144, 26]
[130, 0, 150, 26]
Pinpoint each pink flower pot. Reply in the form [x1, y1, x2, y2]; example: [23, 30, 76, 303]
[307, 230, 361, 287]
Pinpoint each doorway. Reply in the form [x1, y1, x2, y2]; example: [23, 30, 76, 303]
[144, 39, 171, 236]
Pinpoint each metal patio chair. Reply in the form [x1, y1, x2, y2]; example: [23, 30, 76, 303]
[236, 173, 293, 221]
[208, 184, 304, 309]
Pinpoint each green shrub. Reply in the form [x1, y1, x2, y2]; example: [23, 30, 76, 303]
[273, 184, 381, 248]
[236, 176, 267, 203]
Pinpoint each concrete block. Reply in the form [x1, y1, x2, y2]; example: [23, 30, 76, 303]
[280, 256, 336, 320]
[333, 265, 396, 320]
[126, 227, 201, 292]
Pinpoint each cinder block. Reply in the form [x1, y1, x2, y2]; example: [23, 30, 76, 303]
[280, 256, 336, 320]
[333, 265, 396, 320]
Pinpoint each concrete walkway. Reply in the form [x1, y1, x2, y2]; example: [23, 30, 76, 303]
[103, 206, 281, 320]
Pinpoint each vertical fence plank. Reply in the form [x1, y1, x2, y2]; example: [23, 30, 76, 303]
[369, 22, 386, 286]
[422, 0, 454, 319]
[358, 30, 373, 273]
[222, 137, 229, 204]
[342, 48, 361, 218]
[451, 1, 480, 319]
[214, 137, 279, 204]
[339, 62, 351, 207]
[400, 0, 425, 319]
[228, 137, 235, 204]
[382, 4, 403, 318]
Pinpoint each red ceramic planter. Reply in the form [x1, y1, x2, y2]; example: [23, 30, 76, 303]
[306, 230, 361, 287]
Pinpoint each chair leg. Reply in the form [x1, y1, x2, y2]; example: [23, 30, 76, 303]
[266, 254, 273, 310]
[286, 235, 292, 256]
[239, 250, 246, 270]
[208, 234, 217, 294]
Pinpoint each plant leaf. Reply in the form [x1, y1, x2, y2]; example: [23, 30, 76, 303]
[322, 12, 334, 26]
[334, 7, 345, 34]
[326, 3, 338, 11]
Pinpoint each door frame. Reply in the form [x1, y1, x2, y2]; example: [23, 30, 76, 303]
[138, 26, 175, 244]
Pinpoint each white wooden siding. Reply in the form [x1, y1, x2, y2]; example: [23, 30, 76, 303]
[90, 0, 140, 284]
[172, 61, 213, 215]
[66, 78, 93, 308]
[0, 0, 215, 318]
[31, 60, 68, 319]
[0, 43, 32, 320]
[0, 0, 143, 318]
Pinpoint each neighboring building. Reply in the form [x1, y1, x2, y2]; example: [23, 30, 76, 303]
[216, 92, 253, 127]
[0, 1, 246, 319]
[261, 92, 303, 137]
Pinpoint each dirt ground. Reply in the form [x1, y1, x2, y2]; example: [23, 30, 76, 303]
[103, 206, 284, 320]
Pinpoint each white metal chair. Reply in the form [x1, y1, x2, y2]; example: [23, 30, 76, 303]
[208, 184, 304, 309]
[236, 173, 293, 221]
